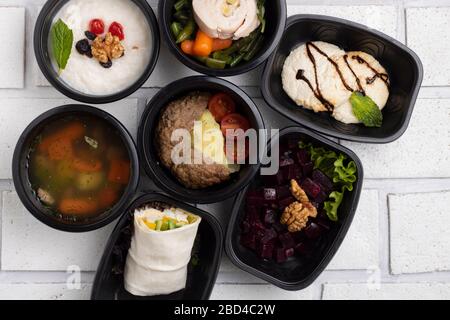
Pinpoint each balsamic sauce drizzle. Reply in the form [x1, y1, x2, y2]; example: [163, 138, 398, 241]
[295, 42, 390, 111]
[344, 54, 365, 94]
[352, 55, 390, 87]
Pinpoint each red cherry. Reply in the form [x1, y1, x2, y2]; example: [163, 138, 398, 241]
[89, 19, 105, 35]
[109, 22, 124, 40]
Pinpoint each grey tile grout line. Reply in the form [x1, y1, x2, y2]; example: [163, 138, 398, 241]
[378, 190, 392, 280]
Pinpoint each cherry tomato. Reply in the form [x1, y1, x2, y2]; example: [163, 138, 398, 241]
[220, 113, 250, 137]
[109, 22, 125, 40]
[224, 137, 249, 163]
[208, 93, 236, 122]
[89, 19, 105, 35]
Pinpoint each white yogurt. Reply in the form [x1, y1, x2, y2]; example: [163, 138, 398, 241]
[52, 0, 152, 96]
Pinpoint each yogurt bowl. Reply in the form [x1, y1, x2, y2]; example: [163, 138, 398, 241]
[35, 0, 160, 104]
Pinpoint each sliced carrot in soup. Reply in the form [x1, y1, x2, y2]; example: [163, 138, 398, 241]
[48, 138, 73, 161]
[108, 160, 130, 184]
[72, 158, 102, 172]
[59, 198, 98, 216]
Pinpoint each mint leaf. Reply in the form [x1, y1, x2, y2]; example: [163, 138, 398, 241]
[350, 91, 383, 127]
[51, 19, 73, 74]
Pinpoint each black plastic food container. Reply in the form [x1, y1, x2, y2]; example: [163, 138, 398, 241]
[262, 15, 423, 143]
[159, 0, 287, 77]
[225, 126, 363, 290]
[138, 76, 265, 204]
[12, 105, 140, 232]
[34, 0, 160, 104]
[91, 192, 223, 300]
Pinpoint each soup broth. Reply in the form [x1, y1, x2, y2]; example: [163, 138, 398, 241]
[28, 114, 131, 222]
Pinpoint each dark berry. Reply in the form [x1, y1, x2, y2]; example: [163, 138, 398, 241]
[84, 31, 96, 41]
[85, 50, 93, 58]
[100, 60, 113, 68]
[75, 39, 90, 55]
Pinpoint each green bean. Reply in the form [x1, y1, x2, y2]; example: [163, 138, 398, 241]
[170, 22, 183, 37]
[193, 56, 207, 63]
[173, 10, 190, 23]
[212, 51, 232, 64]
[241, 30, 260, 53]
[174, 0, 188, 11]
[221, 35, 253, 56]
[229, 53, 245, 67]
[244, 35, 264, 61]
[205, 58, 227, 69]
[257, 0, 266, 33]
[176, 18, 195, 43]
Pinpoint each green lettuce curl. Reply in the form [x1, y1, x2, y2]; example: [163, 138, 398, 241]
[300, 142, 357, 221]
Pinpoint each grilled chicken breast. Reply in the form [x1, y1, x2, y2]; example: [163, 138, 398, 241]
[192, 0, 260, 40]
[281, 41, 390, 124]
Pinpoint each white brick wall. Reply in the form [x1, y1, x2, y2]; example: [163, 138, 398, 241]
[0, 0, 449, 300]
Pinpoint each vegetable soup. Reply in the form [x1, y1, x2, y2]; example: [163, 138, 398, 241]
[27, 114, 131, 222]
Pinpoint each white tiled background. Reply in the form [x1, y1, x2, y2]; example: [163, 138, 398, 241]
[0, 0, 449, 300]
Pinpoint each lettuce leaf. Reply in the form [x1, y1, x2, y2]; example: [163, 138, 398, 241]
[323, 191, 344, 222]
[300, 142, 357, 221]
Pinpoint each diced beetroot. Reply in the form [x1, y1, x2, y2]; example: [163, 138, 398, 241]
[285, 247, 295, 258]
[280, 157, 295, 167]
[293, 164, 303, 180]
[302, 162, 314, 177]
[312, 170, 333, 193]
[282, 164, 302, 181]
[241, 219, 251, 234]
[257, 242, 275, 259]
[302, 178, 321, 198]
[252, 221, 266, 239]
[272, 221, 285, 233]
[246, 192, 264, 207]
[261, 228, 277, 244]
[279, 232, 296, 249]
[317, 217, 332, 231]
[278, 196, 295, 211]
[291, 230, 305, 243]
[304, 222, 323, 240]
[263, 208, 277, 225]
[276, 185, 291, 200]
[240, 233, 257, 250]
[296, 149, 311, 164]
[279, 143, 291, 157]
[263, 188, 277, 202]
[286, 137, 300, 149]
[274, 247, 287, 263]
[246, 205, 260, 224]
[295, 242, 312, 255]
[262, 170, 285, 186]
[314, 190, 328, 204]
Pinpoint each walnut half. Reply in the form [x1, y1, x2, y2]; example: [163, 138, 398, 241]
[280, 180, 318, 232]
[91, 32, 125, 64]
